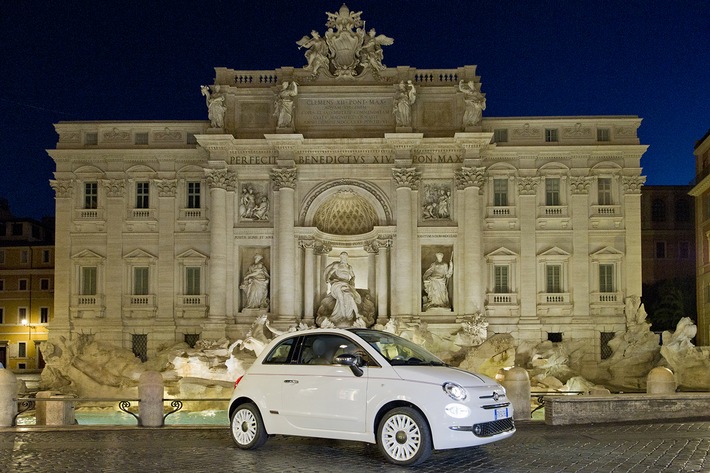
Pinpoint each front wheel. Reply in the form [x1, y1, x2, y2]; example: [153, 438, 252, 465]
[376, 407, 432, 466]
[230, 402, 267, 449]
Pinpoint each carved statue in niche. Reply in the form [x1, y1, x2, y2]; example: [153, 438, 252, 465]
[316, 252, 375, 328]
[422, 184, 451, 220]
[200, 85, 226, 128]
[393, 81, 416, 127]
[458, 80, 486, 127]
[240, 254, 270, 309]
[239, 184, 269, 221]
[422, 252, 453, 311]
[274, 81, 298, 128]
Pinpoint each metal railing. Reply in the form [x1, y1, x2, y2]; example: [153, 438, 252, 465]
[13, 396, 230, 427]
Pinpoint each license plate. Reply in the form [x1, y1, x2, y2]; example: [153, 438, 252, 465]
[493, 407, 509, 420]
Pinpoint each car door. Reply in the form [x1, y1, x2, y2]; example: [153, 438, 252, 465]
[279, 333, 368, 435]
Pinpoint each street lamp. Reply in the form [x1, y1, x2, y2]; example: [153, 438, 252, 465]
[21, 318, 32, 340]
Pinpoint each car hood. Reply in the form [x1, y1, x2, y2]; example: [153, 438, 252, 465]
[390, 366, 497, 387]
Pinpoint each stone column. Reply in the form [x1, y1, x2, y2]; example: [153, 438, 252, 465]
[365, 241, 377, 299]
[455, 167, 486, 315]
[315, 242, 332, 308]
[205, 169, 235, 323]
[48, 179, 73, 341]
[271, 167, 298, 318]
[376, 239, 391, 322]
[392, 167, 421, 317]
[623, 176, 645, 298]
[570, 177, 591, 318]
[518, 177, 539, 319]
[301, 239, 316, 324]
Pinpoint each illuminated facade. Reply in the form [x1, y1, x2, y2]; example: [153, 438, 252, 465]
[47, 6, 647, 365]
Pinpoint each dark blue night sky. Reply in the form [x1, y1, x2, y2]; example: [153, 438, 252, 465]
[1, 0, 708, 220]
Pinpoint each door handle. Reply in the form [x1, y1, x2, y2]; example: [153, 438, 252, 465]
[284, 379, 299, 384]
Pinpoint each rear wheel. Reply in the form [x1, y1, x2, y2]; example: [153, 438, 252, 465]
[376, 407, 432, 466]
[230, 403, 267, 449]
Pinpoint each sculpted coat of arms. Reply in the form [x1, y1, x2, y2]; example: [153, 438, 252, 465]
[297, 4, 393, 78]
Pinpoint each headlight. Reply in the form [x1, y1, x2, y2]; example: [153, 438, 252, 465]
[442, 382, 468, 401]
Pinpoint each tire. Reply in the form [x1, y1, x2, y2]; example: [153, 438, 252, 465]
[376, 407, 432, 466]
[230, 402, 268, 450]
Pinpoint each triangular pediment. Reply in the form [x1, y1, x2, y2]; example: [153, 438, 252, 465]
[486, 247, 518, 258]
[591, 246, 623, 257]
[538, 246, 570, 257]
[176, 249, 208, 260]
[124, 249, 157, 260]
[71, 249, 104, 260]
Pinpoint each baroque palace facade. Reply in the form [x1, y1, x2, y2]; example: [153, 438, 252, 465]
[48, 6, 646, 364]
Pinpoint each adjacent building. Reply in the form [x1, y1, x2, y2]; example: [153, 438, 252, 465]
[47, 6, 647, 366]
[689, 129, 710, 345]
[640, 185, 695, 286]
[0, 199, 53, 370]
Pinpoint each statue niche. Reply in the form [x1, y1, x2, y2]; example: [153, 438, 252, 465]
[316, 252, 375, 328]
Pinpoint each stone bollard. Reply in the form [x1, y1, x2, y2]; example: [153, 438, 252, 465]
[35, 391, 59, 425]
[139, 371, 164, 427]
[501, 367, 531, 420]
[647, 367, 676, 394]
[0, 369, 18, 427]
[46, 395, 76, 425]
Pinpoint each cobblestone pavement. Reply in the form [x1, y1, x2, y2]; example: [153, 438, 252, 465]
[1, 419, 709, 473]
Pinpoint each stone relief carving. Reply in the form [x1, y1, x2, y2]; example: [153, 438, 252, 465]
[200, 85, 226, 128]
[240, 254, 270, 310]
[517, 177, 539, 195]
[392, 167, 421, 189]
[270, 167, 298, 190]
[422, 252, 453, 311]
[454, 167, 485, 190]
[103, 179, 125, 198]
[154, 128, 182, 142]
[103, 128, 130, 143]
[622, 175, 646, 194]
[50, 179, 73, 198]
[569, 176, 592, 194]
[155, 179, 177, 197]
[614, 126, 635, 136]
[422, 183, 452, 220]
[297, 4, 393, 79]
[274, 81, 298, 128]
[562, 123, 592, 137]
[239, 183, 270, 221]
[316, 252, 375, 328]
[393, 81, 416, 127]
[513, 123, 541, 137]
[458, 80, 486, 127]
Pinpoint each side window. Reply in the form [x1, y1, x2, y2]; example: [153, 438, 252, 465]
[299, 334, 362, 365]
[263, 337, 296, 364]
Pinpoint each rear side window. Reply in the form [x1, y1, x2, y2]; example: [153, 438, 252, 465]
[263, 337, 296, 364]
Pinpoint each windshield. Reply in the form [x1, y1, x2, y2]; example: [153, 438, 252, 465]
[349, 329, 446, 366]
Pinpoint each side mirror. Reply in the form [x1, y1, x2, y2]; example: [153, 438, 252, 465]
[334, 353, 364, 377]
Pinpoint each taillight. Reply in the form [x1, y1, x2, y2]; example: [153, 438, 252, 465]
[233, 375, 243, 390]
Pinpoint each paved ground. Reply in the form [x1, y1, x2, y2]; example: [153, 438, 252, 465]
[1, 419, 709, 472]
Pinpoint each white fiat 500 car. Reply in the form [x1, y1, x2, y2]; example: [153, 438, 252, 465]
[228, 328, 514, 466]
